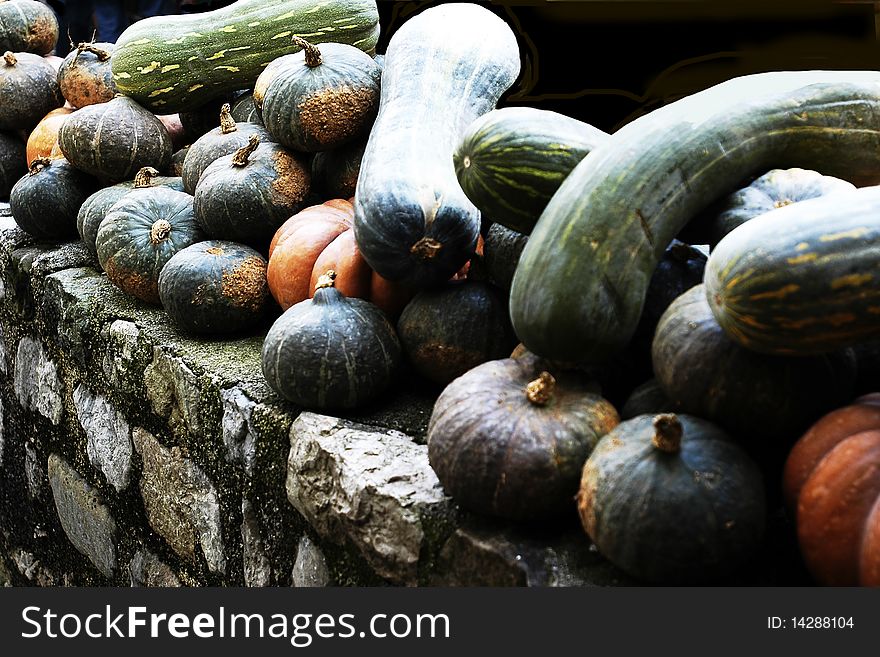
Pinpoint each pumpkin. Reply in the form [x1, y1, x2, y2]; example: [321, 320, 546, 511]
[230, 93, 263, 126]
[180, 102, 272, 194]
[57, 42, 118, 109]
[261, 270, 401, 410]
[0, 0, 58, 55]
[267, 198, 413, 317]
[193, 135, 310, 249]
[169, 146, 189, 177]
[96, 186, 205, 304]
[310, 137, 366, 200]
[158, 240, 269, 335]
[577, 413, 766, 583]
[261, 36, 381, 153]
[620, 379, 677, 420]
[58, 95, 173, 182]
[25, 106, 73, 164]
[397, 280, 517, 386]
[77, 167, 185, 261]
[480, 222, 528, 294]
[0, 50, 63, 131]
[178, 94, 239, 144]
[0, 130, 26, 198]
[782, 394, 880, 586]
[427, 355, 619, 522]
[9, 157, 95, 240]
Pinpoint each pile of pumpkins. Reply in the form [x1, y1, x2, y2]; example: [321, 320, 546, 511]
[2, 0, 879, 587]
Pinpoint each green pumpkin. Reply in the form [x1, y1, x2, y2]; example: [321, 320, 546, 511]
[310, 137, 365, 200]
[0, 50, 62, 131]
[230, 93, 263, 126]
[0, 130, 26, 198]
[0, 0, 59, 55]
[96, 187, 204, 304]
[57, 42, 117, 109]
[261, 37, 381, 153]
[10, 157, 95, 240]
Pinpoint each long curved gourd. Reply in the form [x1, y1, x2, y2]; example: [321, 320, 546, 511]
[353, 3, 521, 289]
[110, 0, 380, 113]
[705, 185, 880, 355]
[509, 71, 880, 363]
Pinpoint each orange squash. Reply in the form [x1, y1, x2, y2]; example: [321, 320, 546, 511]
[26, 106, 74, 164]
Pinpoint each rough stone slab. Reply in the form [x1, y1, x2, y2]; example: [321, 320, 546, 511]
[13, 337, 63, 425]
[47, 454, 118, 579]
[0, 324, 7, 375]
[145, 349, 208, 437]
[0, 202, 10, 217]
[241, 499, 271, 587]
[286, 413, 455, 585]
[129, 550, 181, 587]
[73, 384, 133, 492]
[292, 535, 330, 588]
[25, 442, 46, 501]
[133, 428, 226, 575]
[0, 397, 4, 468]
[223, 388, 257, 473]
[101, 319, 154, 395]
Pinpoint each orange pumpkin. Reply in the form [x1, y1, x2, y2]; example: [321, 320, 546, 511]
[782, 393, 880, 586]
[267, 199, 414, 317]
[26, 106, 74, 164]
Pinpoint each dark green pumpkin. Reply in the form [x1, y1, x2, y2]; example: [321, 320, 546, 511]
[158, 240, 269, 335]
[397, 280, 517, 386]
[577, 413, 766, 583]
[0, 50, 62, 131]
[261, 271, 401, 410]
[481, 223, 528, 294]
[620, 379, 677, 420]
[310, 137, 365, 200]
[77, 167, 185, 261]
[57, 42, 117, 109]
[652, 285, 857, 449]
[96, 187, 204, 304]
[193, 135, 311, 250]
[0, 130, 26, 198]
[0, 0, 58, 55]
[428, 356, 620, 522]
[180, 102, 272, 194]
[261, 37, 381, 153]
[10, 157, 95, 240]
[58, 95, 172, 182]
[177, 92, 241, 144]
[230, 93, 263, 126]
[169, 146, 189, 177]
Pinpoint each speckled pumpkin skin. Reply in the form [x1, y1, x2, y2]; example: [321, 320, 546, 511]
[0, 130, 26, 198]
[0, 0, 58, 55]
[10, 157, 95, 240]
[0, 51, 63, 131]
[57, 42, 118, 108]
[181, 119, 272, 194]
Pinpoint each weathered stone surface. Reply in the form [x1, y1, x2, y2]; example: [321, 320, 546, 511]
[12, 549, 56, 586]
[73, 384, 133, 492]
[223, 388, 257, 473]
[25, 442, 45, 501]
[0, 201, 10, 217]
[133, 428, 226, 574]
[241, 499, 271, 587]
[286, 413, 455, 585]
[0, 398, 4, 467]
[101, 320, 154, 395]
[0, 552, 12, 586]
[47, 454, 118, 579]
[13, 337, 63, 425]
[129, 550, 182, 587]
[0, 324, 8, 375]
[292, 535, 330, 587]
[145, 349, 207, 436]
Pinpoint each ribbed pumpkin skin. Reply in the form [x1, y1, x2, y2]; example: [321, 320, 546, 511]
[159, 240, 269, 335]
[783, 395, 880, 586]
[57, 42, 118, 108]
[169, 147, 189, 177]
[653, 285, 857, 447]
[353, 3, 521, 289]
[510, 72, 880, 364]
[58, 96, 173, 182]
[706, 185, 880, 355]
[310, 137, 365, 200]
[230, 93, 263, 126]
[454, 107, 609, 235]
[181, 120, 271, 194]
[193, 141, 310, 249]
[10, 158, 95, 240]
[25, 106, 73, 164]
[577, 414, 766, 583]
[261, 41, 381, 153]
[0, 51, 63, 131]
[96, 188, 204, 304]
[0, 0, 58, 55]
[397, 280, 517, 386]
[261, 282, 401, 410]
[0, 130, 26, 198]
[77, 175, 185, 260]
[620, 379, 677, 420]
[110, 0, 381, 114]
[427, 357, 619, 522]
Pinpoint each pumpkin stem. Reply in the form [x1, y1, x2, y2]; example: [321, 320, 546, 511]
[315, 270, 337, 291]
[232, 134, 260, 166]
[651, 414, 683, 453]
[3, 51, 16, 67]
[75, 42, 112, 62]
[410, 237, 443, 259]
[526, 371, 556, 406]
[149, 219, 172, 245]
[133, 166, 160, 188]
[219, 103, 237, 134]
[292, 36, 322, 68]
[28, 157, 51, 175]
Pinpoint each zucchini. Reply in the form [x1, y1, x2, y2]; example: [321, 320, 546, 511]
[509, 71, 880, 364]
[454, 107, 608, 234]
[352, 3, 520, 289]
[110, 0, 380, 114]
[705, 185, 880, 355]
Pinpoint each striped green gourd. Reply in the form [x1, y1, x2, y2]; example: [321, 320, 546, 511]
[110, 0, 380, 114]
[705, 185, 880, 356]
[454, 107, 609, 234]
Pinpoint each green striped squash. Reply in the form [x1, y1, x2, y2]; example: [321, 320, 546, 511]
[454, 107, 609, 234]
[705, 185, 880, 355]
[110, 0, 380, 114]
